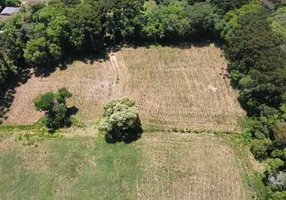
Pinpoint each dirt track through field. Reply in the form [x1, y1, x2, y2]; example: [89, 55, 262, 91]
[3, 45, 244, 132]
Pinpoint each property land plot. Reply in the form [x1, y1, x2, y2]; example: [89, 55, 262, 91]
[2, 45, 244, 132]
[135, 132, 256, 200]
[0, 131, 256, 199]
[119, 46, 245, 131]
[3, 60, 115, 124]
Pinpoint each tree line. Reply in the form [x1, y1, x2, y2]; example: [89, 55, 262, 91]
[0, 0, 251, 87]
[0, 0, 285, 198]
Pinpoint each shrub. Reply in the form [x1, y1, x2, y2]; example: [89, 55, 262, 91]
[34, 88, 72, 131]
[99, 98, 142, 143]
[271, 149, 284, 159]
[251, 139, 272, 160]
[269, 191, 286, 200]
[266, 158, 285, 174]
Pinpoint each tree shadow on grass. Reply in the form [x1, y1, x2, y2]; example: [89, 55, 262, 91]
[105, 119, 143, 144]
[67, 106, 79, 116]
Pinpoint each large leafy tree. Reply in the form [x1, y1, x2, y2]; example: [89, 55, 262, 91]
[24, 4, 70, 64]
[68, 3, 103, 51]
[97, 0, 144, 43]
[24, 37, 48, 64]
[100, 98, 142, 143]
[184, 2, 215, 37]
[34, 88, 72, 130]
[142, 0, 190, 42]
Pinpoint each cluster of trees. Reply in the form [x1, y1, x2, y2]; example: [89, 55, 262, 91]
[0, 0, 250, 89]
[0, 0, 285, 198]
[219, 1, 286, 198]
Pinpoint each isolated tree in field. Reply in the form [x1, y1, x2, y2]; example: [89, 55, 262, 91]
[34, 88, 72, 131]
[99, 98, 142, 143]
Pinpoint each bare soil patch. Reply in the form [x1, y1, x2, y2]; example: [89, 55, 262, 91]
[3, 45, 244, 131]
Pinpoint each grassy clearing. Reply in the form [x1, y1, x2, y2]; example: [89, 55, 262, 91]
[3, 45, 244, 132]
[0, 131, 260, 200]
[222, 134, 267, 200]
[0, 134, 141, 200]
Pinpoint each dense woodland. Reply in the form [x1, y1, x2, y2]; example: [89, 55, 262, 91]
[0, 0, 285, 198]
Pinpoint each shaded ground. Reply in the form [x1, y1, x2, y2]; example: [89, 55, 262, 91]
[0, 131, 258, 200]
[0, 69, 32, 125]
[2, 45, 244, 132]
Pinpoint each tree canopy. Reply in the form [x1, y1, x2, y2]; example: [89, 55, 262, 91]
[34, 88, 72, 130]
[100, 98, 142, 143]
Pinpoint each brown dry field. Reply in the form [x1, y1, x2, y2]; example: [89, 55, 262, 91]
[3, 45, 244, 131]
[135, 132, 256, 200]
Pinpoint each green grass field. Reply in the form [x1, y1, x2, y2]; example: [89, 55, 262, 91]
[0, 130, 262, 200]
[0, 134, 141, 200]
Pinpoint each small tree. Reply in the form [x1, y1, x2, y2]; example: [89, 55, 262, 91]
[34, 88, 72, 131]
[99, 98, 142, 143]
[250, 139, 272, 160]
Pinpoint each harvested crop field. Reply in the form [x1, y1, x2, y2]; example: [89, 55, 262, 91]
[2, 45, 244, 131]
[0, 131, 256, 199]
[136, 132, 255, 200]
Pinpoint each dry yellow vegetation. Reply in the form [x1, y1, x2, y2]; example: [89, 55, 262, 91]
[135, 132, 256, 200]
[4, 45, 244, 132]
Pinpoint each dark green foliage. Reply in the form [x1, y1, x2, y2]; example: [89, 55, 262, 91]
[269, 190, 286, 200]
[34, 92, 54, 111]
[223, 7, 286, 118]
[97, 0, 144, 43]
[99, 98, 142, 143]
[271, 149, 286, 160]
[266, 158, 285, 174]
[68, 3, 103, 51]
[141, 1, 215, 42]
[250, 139, 272, 160]
[0, 15, 24, 87]
[221, 8, 286, 194]
[56, 87, 72, 104]
[34, 88, 72, 131]
[0, 0, 21, 6]
[184, 2, 215, 36]
[210, 0, 251, 14]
